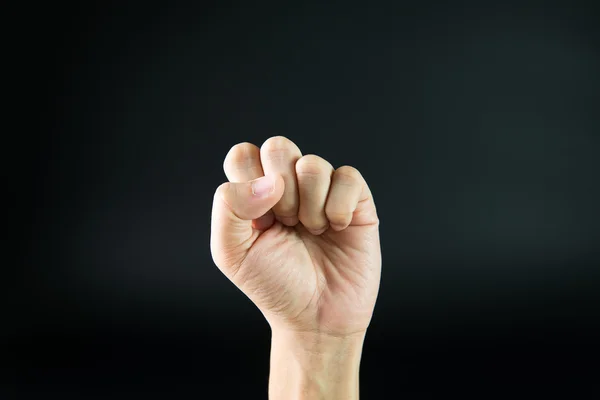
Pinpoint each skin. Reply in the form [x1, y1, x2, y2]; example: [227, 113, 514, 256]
[210, 136, 381, 399]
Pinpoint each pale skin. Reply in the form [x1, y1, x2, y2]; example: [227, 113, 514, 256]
[210, 136, 382, 399]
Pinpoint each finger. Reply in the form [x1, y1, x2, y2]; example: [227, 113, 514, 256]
[295, 154, 334, 235]
[223, 142, 264, 183]
[325, 166, 379, 231]
[210, 174, 284, 274]
[223, 142, 275, 230]
[260, 136, 302, 226]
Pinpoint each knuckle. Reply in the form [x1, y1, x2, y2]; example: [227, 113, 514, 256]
[262, 135, 292, 151]
[335, 165, 362, 183]
[224, 142, 259, 170]
[215, 182, 230, 198]
[214, 182, 240, 215]
[295, 154, 332, 177]
[261, 136, 300, 158]
[226, 142, 251, 162]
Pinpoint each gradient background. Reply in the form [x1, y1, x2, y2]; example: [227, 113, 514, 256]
[8, 0, 600, 397]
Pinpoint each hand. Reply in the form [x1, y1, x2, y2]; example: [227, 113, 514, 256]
[210, 136, 381, 337]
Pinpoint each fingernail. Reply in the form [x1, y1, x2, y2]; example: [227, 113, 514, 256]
[251, 175, 275, 197]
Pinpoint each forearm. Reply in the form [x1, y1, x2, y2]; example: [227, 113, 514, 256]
[268, 329, 365, 400]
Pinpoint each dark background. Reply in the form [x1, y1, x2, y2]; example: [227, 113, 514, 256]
[7, 0, 600, 397]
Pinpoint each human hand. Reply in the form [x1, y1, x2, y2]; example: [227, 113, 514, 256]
[210, 136, 381, 338]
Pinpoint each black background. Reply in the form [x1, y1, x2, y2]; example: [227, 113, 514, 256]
[7, 0, 600, 397]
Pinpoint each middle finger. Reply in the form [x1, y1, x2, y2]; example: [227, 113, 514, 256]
[260, 136, 302, 226]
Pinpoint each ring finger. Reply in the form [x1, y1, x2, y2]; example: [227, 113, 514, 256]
[295, 154, 334, 234]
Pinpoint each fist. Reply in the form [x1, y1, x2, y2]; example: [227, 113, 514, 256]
[210, 136, 381, 336]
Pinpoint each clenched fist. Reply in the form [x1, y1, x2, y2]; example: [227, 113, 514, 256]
[210, 136, 381, 337]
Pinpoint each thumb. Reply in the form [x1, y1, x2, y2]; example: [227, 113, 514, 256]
[210, 174, 284, 271]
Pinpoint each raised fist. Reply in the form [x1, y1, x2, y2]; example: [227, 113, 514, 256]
[210, 136, 381, 337]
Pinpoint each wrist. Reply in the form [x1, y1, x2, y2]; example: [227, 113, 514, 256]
[268, 329, 365, 400]
[272, 328, 366, 356]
